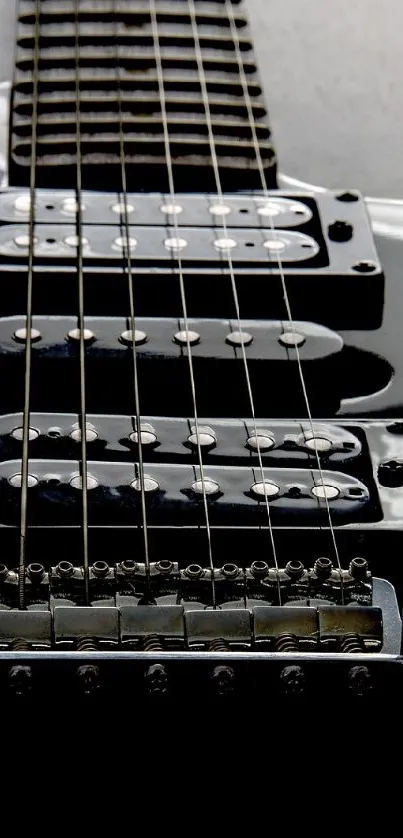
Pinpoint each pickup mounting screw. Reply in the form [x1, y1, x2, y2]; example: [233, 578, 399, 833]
[386, 422, 403, 434]
[352, 260, 377, 273]
[336, 191, 359, 202]
[378, 458, 403, 487]
[328, 220, 353, 242]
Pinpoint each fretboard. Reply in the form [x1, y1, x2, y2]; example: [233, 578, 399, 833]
[9, 0, 277, 191]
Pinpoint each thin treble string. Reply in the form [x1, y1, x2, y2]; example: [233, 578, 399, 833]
[149, 0, 216, 607]
[74, 0, 90, 605]
[224, 0, 343, 592]
[18, 0, 41, 610]
[187, 0, 282, 603]
[114, 4, 151, 585]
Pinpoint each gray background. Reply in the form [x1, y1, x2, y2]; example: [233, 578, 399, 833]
[0, 0, 402, 197]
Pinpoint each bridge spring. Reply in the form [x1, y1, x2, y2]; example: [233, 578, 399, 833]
[76, 637, 98, 653]
[208, 637, 230, 653]
[143, 634, 164, 653]
[10, 637, 30, 652]
[340, 633, 366, 654]
[274, 633, 299, 653]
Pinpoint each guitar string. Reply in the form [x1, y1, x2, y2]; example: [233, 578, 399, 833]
[114, 2, 151, 587]
[149, 0, 216, 607]
[74, 0, 90, 605]
[16, 2, 342, 619]
[18, 0, 41, 609]
[224, 0, 343, 594]
[187, 0, 282, 603]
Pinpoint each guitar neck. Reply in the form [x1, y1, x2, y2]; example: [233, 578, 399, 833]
[10, 0, 277, 191]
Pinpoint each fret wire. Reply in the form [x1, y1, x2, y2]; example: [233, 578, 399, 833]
[18, 0, 41, 610]
[114, 5, 151, 585]
[224, 0, 343, 595]
[149, 0, 216, 608]
[74, 0, 90, 605]
[187, 0, 282, 603]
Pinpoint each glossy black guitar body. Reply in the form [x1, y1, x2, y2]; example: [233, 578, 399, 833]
[0, 0, 403, 716]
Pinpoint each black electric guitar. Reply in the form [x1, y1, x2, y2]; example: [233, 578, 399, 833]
[0, 0, 402, 710]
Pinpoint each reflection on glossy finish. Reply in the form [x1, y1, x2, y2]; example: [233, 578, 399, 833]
[0, 413, 363, 466]
[0, 460, 371, 526]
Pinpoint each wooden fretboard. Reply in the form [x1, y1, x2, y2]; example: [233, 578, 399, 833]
[9, 0, 277, 191]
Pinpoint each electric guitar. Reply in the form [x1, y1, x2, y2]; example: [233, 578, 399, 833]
[0, 0, 402, 711]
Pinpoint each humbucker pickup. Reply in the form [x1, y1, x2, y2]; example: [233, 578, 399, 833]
[0, 190, 383, 328]
[0, 414, 363, 466]
[0, 459, 371, 526]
